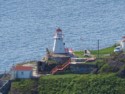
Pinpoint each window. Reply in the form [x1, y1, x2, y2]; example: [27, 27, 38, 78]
[21, 72, 24, 75]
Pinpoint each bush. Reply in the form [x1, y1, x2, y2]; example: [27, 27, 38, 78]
[117, 65, 125, 78]
[10, 74, 125, 94]
[38, 74, 125, 94]
[10, 79, 38, 94]
[96, 60, 105, 68]
[99, 64, 116, 73]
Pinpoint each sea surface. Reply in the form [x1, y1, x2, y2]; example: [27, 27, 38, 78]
[0, 0, 125, 73]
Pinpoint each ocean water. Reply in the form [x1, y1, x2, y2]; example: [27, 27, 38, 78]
[0, 0, 125, 73]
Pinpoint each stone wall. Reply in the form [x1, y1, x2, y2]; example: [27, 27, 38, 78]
[51, 56, 70, 64]
[45, 53, 71, 64]
[0, 80, 11, 94]
[69, 64, 97, 74]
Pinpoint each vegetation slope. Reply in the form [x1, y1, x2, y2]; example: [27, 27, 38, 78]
[10, 46, 125, 94]
[10, 74, 125, 94]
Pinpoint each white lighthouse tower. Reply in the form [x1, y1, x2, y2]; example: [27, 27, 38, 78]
[53, 28, 66, 54]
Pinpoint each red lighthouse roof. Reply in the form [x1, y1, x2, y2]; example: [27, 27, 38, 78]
[56, 28, 62, 32]
[122, 36, 125, 38]
[122, 39, 125, 42]
[13, 66, 33, 71]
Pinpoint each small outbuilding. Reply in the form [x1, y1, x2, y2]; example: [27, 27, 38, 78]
[11, 65, 33, 79]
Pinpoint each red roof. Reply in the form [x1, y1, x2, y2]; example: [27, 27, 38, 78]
[122, 36, 125, 38]
[56, 28, 62, 32]
[122, 40, 125, 42]
[13, 66, 33, 71]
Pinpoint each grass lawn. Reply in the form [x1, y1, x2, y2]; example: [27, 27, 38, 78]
[74, 46, 115, 58]
[91, 46, 115, 55]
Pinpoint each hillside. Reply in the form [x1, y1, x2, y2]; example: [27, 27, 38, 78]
[9, 46, 125, 94]
[9, 79, 38, 94]
[10, 74, 125, 94]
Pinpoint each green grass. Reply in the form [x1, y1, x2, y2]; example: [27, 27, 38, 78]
[74, 46, 115, 58]
[91, 46, 115, 55]
[73, 51, 84, 58]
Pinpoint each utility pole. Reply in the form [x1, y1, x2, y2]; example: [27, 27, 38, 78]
[97, 40, 100, 59]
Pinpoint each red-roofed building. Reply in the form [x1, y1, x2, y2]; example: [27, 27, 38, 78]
[13, 66, 32, 71]
[11, 65, 33, 79]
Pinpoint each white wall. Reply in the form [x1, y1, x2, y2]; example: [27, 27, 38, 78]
[53, 39, 66, 54]
[11, 70, 16, 80]
[16, 70, 32, 79]
[121, 41, 125, 51]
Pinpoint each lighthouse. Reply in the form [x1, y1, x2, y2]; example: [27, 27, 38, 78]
[53, 28, 66, 54]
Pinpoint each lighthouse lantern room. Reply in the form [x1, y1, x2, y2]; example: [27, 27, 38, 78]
[53, 28, 66, 54]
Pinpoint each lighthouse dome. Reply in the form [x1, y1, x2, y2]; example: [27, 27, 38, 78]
[56, 28, 62, 32]
[122, 39, 125, 42]
[122, 36, 125, 39]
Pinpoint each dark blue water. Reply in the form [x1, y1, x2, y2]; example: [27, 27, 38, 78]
[0, 0, 125, 73]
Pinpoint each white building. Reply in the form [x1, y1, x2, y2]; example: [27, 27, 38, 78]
[121, 36, 125, 51]
[53, 28, 66, 54]
[11, 65, 33, 79]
